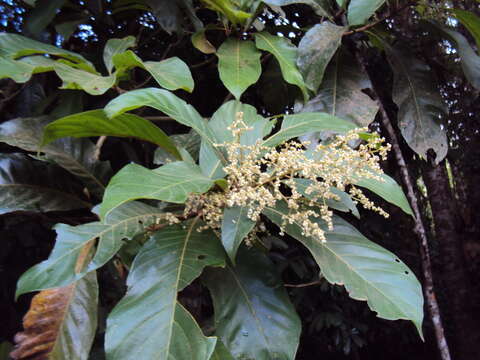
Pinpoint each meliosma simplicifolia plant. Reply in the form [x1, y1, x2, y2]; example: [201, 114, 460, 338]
[8, 0, 478, 358]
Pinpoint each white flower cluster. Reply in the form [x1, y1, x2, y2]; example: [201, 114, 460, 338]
[185, 112, 391, 243]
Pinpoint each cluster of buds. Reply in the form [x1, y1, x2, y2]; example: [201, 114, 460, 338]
[185, 112, 391, 243]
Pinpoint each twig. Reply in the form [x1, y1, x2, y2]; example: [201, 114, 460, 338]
[284, 280, 322, 288]
[145, 116, 173, 121]
[354, 48, 451, 359]
[94, 136, 107, 161]
[191, 57, 216, 69]
[343, 1, 414, 36]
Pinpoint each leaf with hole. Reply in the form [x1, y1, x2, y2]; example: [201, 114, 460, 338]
[263, 201, 424, 337]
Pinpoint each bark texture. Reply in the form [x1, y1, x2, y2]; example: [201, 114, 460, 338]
[422, 161, 480, 360]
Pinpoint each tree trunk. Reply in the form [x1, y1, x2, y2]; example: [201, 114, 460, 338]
[422, 160, 480, 360]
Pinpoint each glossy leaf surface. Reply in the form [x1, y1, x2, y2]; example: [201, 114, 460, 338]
[354, 173, 413, 216]
[203, 246, 301, 360]
[263, 202, 424, 336]
[105, 221, 224, 360]
[100, 161, 214, 218]
[104, 88, 219, 150]
[0, 154, 90, 214]
[255, 32, 309, 100]
[0, 116, 110, 198]
[221, 206, 256, 263]
[0, 33, 92, 67]
[16, 202, 167, 296]
[262, 112, 357, 148]
[42, 109, 181, 159]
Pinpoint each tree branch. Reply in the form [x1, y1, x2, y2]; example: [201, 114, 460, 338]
[354, 49, 452, 360]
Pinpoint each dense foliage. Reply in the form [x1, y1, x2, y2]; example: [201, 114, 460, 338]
[1, 1, 479, 359]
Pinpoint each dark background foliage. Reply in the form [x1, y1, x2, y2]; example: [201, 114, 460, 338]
[1, 0, 479, 359]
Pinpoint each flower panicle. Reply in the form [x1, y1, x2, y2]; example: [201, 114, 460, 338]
[185, 113, 391, 243]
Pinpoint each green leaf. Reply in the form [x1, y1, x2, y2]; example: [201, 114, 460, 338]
[0, 153, 91, 215]
[255, 32, 309, 100]
[11, 272, 98, 360]
[103, 36, 136, 73]
[104, 88, 218, 150]
[42, 109, 181, 159]
[100, 161, 214, 218]
[0, 55, 56, 83]
[297, 50, 378, 127]
[16, 201, 168, 297]
[263, 0, 331, 18]
[354, 173, 413, 216]
[437, 26, 480, 90]
[0, 33, 93, 68]
[113, 50, 195, 92]
[203, 245, 301, 360]
[54, 62, 116, 96]
[386, 49, 448, 164]
[451, 9, 480, 50]
[192, 28, 216, 54]
[200, 0, 252, 24]
[293, 178, 359, 218]
[145, 57, 195, 92]
[199, 100, 272, 179]
[211, 341, 235, 360]
[155, 131, 202, 165]
[297, 22, 345, 92]
[217, 38, 262, 99]
[347, 0, 386, 26]
[105, 221, 224, 360]
[262, 112, 357, 148]
[263, 202, 424, 337]
[221, 206, 256, 263]
[0, 116, 110, 198]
